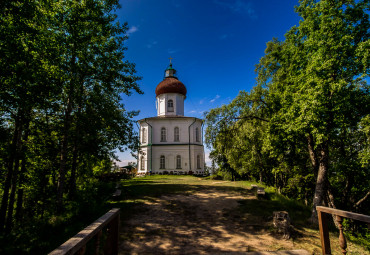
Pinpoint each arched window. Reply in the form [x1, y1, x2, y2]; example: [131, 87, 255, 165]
[174, 127, 179, 142]
[161, 127, 166, 142]
[197, 155, 201, 169]
[195, 127, 200, 142]
[176, 155, 181, 169]
[160, 155, 165, 169]
[168, 99, 174, 112]
[140, 156, 145, 170]
[142, 128, 147, 143]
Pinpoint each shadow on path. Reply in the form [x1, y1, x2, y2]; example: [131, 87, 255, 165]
[116, 180, 300, 254]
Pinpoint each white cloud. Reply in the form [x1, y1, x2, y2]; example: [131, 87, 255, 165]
[147, 40, 158, 48]
[199, 99, 204, 104]
[210, 95, 220, 103]
[115, 159, 136, 167]
[168, 48, 179, 54]
[204, 149, 211, 166]
[189, 110, 197, 113]
[127, 25, 139, 35]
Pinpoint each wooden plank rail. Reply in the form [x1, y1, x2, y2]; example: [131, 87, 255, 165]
[49, 208, 120, 255]
[316, 206, 370, 255]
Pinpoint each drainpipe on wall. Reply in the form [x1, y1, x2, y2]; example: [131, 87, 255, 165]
[201, 120, 205, 172]
[188, 118, 197, 171]
[144, 118, 153, 173]
[135, 122, 140, 172]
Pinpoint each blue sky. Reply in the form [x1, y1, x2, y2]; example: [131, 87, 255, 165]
[116, 0, 301, 166]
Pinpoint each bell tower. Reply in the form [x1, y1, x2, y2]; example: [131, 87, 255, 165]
[155, 59, 187, 116]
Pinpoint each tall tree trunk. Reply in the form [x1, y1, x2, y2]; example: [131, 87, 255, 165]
[5, 114, 29, 233]
[15, 121, 30, 222]
[15, 157, 26, 223]
[0, 114, 22, 232]
[325, 181, 339, 229]
[307, 133, 319, 177]
[69, 103, 81, 199]
[310, 142, 329, 223]
[5, 154, 21, 233]
[69, 141, 78, 199]
[57, 98, 73, 213]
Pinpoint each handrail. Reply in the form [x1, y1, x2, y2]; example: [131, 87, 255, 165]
[316, 206, 370, 255]
[49, 208, 120, 255]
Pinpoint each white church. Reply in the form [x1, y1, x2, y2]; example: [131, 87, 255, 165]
[137, 61, 205, 175]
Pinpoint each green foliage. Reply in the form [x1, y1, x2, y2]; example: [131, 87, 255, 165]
[0, 180, 115, 254]
[359, 115, 370, 167]
[204, 0, 370, 223]
[0, 0, 142, 251]
[343, 219, 370, 251]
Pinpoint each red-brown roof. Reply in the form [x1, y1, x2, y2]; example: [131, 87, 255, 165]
[155, 77, 187, 98]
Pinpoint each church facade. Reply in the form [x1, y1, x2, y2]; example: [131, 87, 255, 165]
[137, 63, 205, 175]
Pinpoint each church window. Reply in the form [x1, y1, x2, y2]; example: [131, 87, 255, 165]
[142, 128, 147, 143]
[140, 156, 145, 170]
[168, 99, 174, 112]
[176, 155, 181, 169]
[197, 155, 201, 169]
[161, 127, 166, 142]
[195, 127, 200, 142]
[160, 155, 165, 169]
[174, 127, 180, 142]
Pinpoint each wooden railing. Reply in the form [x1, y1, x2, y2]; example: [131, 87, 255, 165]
[49, 208, 120, 255]
[316, 206, 370, 255]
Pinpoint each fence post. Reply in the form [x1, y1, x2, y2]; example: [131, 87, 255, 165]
[104, 213, 120, 255]
[336, 216, 347, 255]
[318, 210, 331, 255]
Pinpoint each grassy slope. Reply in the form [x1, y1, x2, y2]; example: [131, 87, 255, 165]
[109, 175, 368, 254]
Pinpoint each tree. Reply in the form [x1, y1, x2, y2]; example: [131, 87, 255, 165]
[0, 0, 142, 235]
[257, 0, 370, 221]
[205, 0, 370, 222]
[0, 0, 61, 232]
[51, 0, 141, 211]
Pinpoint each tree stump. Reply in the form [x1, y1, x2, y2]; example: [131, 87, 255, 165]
[273, 211, 291, 239]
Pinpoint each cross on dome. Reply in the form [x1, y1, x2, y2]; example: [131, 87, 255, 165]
[164, 57, 176, 78]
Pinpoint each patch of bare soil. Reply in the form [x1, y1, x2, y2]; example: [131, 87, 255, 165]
[120, 188, 296, 254]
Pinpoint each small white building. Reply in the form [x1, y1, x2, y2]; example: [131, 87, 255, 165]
[137, 62, 205, 175]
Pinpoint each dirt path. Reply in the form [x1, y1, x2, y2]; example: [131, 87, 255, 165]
[119, 187, 295, 254]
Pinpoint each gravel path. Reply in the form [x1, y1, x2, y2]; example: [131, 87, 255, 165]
[119, 188, 295, 254]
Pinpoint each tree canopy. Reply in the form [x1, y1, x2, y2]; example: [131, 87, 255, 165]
[0, 0, 141, 244]
[205, 0, 370, 221]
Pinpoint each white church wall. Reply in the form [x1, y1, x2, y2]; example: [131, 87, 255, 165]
[152, 145, 190, 172]
[150, 118, 193, 144]
[186, 120, 203, 145]
[156, 93, 185, 116]
[157, 95, 166, 116]
[138, 118, 204, 174]
[175, 94, 185, 116]
[138, 147, 149, 173]
[140, 123, 149, 145]
[189, 145, 204, 172]
[166, 94, 176, 116]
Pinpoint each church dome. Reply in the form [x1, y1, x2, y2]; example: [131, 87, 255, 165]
[155, 77, 187, 98]
[155, 62, 187, 98]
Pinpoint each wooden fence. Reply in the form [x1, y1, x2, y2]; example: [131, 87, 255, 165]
[49, 208, 120, 255]
[316, 206, 370, 255]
